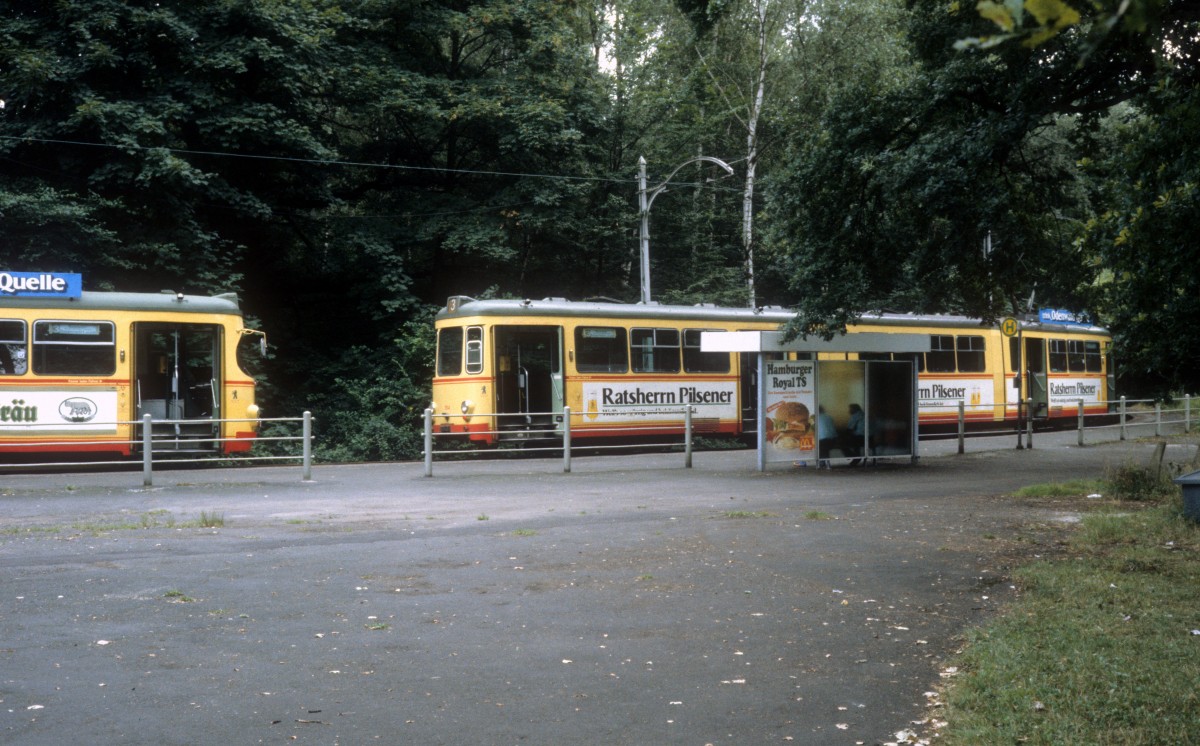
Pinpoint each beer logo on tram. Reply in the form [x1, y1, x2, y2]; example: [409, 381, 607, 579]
[59, 397, 98, 423]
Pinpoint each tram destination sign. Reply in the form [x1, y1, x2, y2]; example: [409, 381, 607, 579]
[0, 271, 83, 298]
[1038, 308, 1092, 328]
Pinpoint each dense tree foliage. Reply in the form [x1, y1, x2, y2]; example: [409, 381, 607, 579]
[763, 0, 1200, 396]
[1, 0, 1196, 459]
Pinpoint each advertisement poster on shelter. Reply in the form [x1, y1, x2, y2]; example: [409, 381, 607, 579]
[764, 360, 816, 463]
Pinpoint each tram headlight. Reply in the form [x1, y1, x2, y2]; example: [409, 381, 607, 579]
[461, 400, 474, 420]
[246, 404, 261, 431]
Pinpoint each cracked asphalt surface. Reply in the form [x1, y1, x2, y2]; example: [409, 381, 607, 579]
[2, 431, 1195, 745]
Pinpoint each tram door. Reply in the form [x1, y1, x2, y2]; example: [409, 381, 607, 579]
[1024, 338, 1049, 419]
[494, 326, 563, 436]
[739, 352, 759, 438]
[133, 323, 221, 451]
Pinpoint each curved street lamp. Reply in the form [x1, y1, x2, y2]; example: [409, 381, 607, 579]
[638, 154, 735, 304]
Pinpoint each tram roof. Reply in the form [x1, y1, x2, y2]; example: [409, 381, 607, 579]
[0, 290, 243, 315]
[437, 297, 1109, 334]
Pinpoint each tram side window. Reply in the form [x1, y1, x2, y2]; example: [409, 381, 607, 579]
[956, 335, 986, 373]
[0, 320, 27, 375]
[437, 327, 464, 376]
[576, 327, 628, 373]
[683, 329, 730, 373]
[465, 326, 484, 375]
[631, 328, 680, 373]
[1083, 340, 1102, 372]
[32, 320, 116, 375]
[926, 335, 956, 373]
[1049, 339, 1068, 373]
[1066, 340, 1088, 372]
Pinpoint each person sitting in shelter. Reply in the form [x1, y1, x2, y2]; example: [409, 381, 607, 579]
[817, 405, 837, 469]
[845, 403, 866, 465]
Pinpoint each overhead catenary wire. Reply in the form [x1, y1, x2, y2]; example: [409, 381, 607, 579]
[0, 134, 744, 193]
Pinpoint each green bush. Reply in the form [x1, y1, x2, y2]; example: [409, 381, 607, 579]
[1104, 462, 1178, 502]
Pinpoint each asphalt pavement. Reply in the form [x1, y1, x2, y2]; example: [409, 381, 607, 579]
[1, 431, 1196, 746]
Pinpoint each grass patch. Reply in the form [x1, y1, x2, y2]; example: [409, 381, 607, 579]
[803, 510, 834, 521]
[163, 590, 195, 603]
[1012, 479, 1104, 499]
[936, 495, 1200, 744]
[1012, 463, 1179, 503]
[198, 511, 225, 528]
[8, 510, 231, 536]
[511, 528, 537, 537]
[723, 510, 774, 519]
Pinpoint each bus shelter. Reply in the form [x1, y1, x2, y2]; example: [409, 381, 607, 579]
[701, 331, 931, 471]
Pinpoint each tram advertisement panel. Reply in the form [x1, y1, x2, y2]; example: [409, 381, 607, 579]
[0, 388, 119, 433]
[580, 381, 737, 422]
[918, 377, 994, 418]
[764, 360, 816, 463]
[1048, 378, 1102, 408]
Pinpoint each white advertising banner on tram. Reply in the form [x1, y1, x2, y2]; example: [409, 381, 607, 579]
[917, 377, 994, 417]
[1048, 378, 1102, 408]
[580, 381, 737, 422]
[0, 388, 119, 434]
[764, 360, 816, 463]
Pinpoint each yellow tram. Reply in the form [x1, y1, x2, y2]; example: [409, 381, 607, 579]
[430, 296, 1113, 445]
[1, 278, 263, 458]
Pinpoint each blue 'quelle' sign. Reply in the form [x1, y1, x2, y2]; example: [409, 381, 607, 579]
[0, 271, 83, 298]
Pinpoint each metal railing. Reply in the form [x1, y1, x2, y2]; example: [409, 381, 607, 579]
[0, 412, 314, 485]
[423, 406, 697, 477]
[1086, 395, 1194, 443]
[918, 395, 1197, 453]
[425, 396, 1196, 473]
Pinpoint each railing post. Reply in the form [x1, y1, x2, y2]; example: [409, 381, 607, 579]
[562, 406, 572, 473]
[1025, 399, 1034, 449]
[301, 411, 313, 481]
[684, 405, 693, 468]
[957, 400, 965, 455]
[142, 413, 153, 487]
[1078, 399, 1085, 447]
[423, 408, 433, 478]
[1155, 401, 1163, 437]
[1187, 394, 1192, 434]
[1120, 396, 1127, 441]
